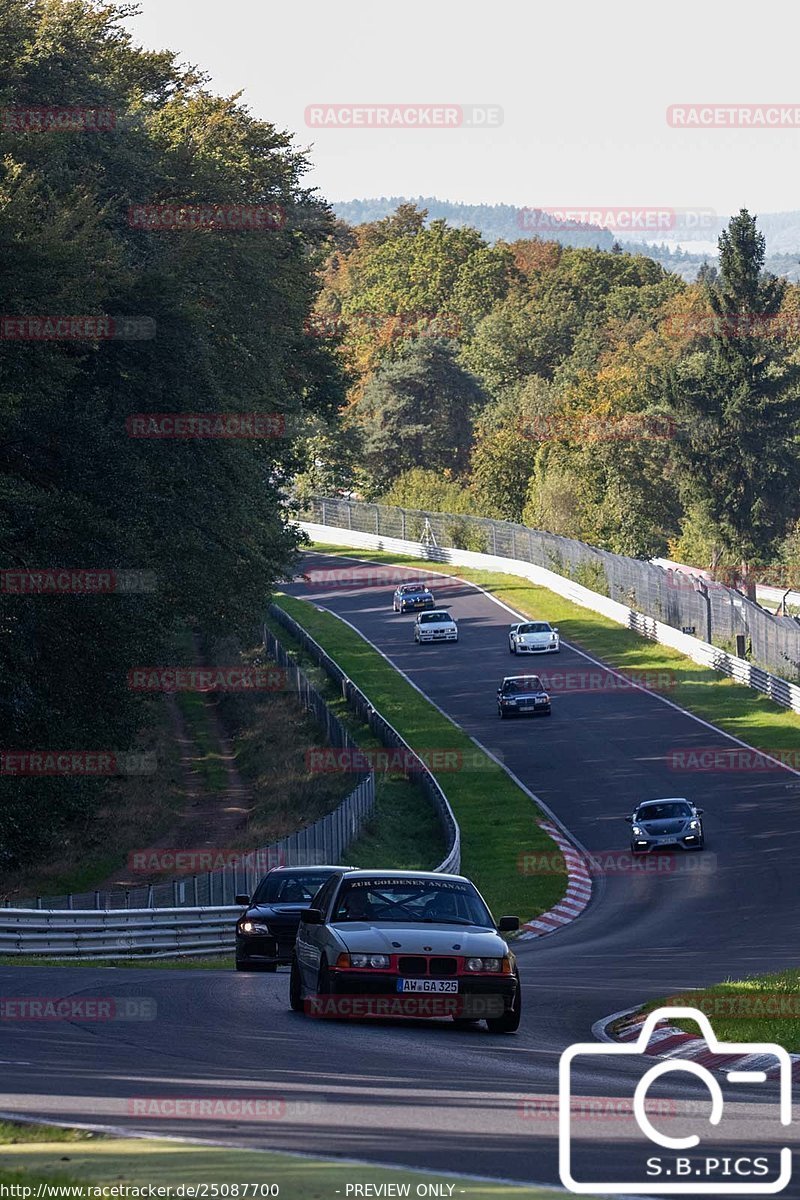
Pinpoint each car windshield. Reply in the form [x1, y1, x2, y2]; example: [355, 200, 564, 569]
[420, 612, 450, 623]
[400, 585, 428, 594]
[331, 878, 493, 926]
[637, 802, 692, 821]
[518, 623, 551, 634]
[252, 871, 332, 904]
[502, 677, 543, 693]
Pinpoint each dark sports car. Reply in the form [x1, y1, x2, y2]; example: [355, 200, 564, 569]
[626, 797, 705, 854]
[393, 582, 436, 612]
[291, 869, 522, 1032]
[497, 674, 552, 718]
[234, 865, 353, 971]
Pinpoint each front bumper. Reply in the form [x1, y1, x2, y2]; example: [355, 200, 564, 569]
[400, 600, 435, 611]
[418, 630, 457, 641]
[235, 933, 296, 964]
[631, 832, 703, 852]
[309, 972, 517, 1019]
[499, 701, 550, 716]
[513, 642, 560, 653]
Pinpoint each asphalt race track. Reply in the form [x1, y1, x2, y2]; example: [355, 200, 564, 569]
[2, 549, 800, 1197]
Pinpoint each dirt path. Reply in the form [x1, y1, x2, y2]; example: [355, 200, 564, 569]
[99, 693, 253, 889]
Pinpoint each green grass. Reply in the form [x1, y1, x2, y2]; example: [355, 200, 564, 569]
[621, 968, 800, 1054]
[0, 954, 234, 969]
[0, 1122, 580, 1198]
[272, 593, 566, 922]
[307, 545, 800, 763]
[264, 612, 445, 870]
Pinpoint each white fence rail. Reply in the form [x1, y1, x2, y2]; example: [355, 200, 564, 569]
[300, 521, 800, 716]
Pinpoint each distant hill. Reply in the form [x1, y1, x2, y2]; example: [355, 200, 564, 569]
[331, 197, 800, 282]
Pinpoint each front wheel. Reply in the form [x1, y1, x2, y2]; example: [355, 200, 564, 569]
[498, 707, 506, 719]
[289, 957, 303, 1012]
[486, 976, 521, 1034]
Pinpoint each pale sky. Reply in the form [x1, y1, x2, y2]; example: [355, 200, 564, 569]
[123, 0, 800, 220]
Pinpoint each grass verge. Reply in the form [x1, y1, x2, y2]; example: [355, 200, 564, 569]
[263, 613, 445, 870]
[0, 1121, 577, 1199]
[272, 593, 566, 922]
[306, 545, 800, 765]
[613, 968, 800, 1054]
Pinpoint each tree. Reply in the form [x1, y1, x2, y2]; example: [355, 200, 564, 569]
[669, 210, 800, 590]
[0, 0, 342, 870]
[348, 341, 485, 493]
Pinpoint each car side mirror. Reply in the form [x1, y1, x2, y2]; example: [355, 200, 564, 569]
[300, 908, 323, 924]
[553, 627, 559, 633]
[497, 687, 502, 694]
[497, 915, 520, 932]
[235, 894, 250, 905]
[696, 808, 704, 815]
[624, 816, 632, 823]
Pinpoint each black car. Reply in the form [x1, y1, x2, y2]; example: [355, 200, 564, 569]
[393, 583, 436, 612]
[497, 674, 552, 718]
[235, 865, 354, 971]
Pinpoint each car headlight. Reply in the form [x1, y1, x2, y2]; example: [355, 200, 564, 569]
[688, 819, 701, 830]
[632, 826, 643, 837]
[465, 957, 503, 972]
[238, 921, 271, 935]
[503, 697, 517, 704]
[349, 954, 390, 969]
[540, 694, 550, 703]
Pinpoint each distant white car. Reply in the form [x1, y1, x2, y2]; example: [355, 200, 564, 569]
[414, 610, 458, 644]
[508, 621, 560, 655]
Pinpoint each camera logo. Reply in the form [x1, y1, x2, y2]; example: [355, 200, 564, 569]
[559, 1006, 792, 1194]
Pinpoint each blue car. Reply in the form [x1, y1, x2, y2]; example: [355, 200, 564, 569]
[393, 582, 436, 612]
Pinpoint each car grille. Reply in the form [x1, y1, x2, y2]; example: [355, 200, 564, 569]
[429, 957, 458, 977]
[397, 955, 458, 976]
[398, 955, 428, 975]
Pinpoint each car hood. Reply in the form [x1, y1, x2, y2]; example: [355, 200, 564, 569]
[638, 818, 691, 834]
[502, 689, 547, 700]
[334, 922, 507, 956]
[517, 631, 555, 643]
[246, 903, 308, 921]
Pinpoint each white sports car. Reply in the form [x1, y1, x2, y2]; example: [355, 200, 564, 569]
[414, 610, 458, 643]
[508, 621, 560, 655]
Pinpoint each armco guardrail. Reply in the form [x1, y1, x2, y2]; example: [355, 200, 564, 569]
[299, 515, 800, 717]
[0, 906, 237, 960]
[267, 605, 461, 874]
[2, 612, 460, 956]
[303, 496, 800, 682]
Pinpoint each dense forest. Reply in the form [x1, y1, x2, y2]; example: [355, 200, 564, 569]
[298, 203, 800, 584]
[0, 0, 345, 870]
[3, 0, 800, 874]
